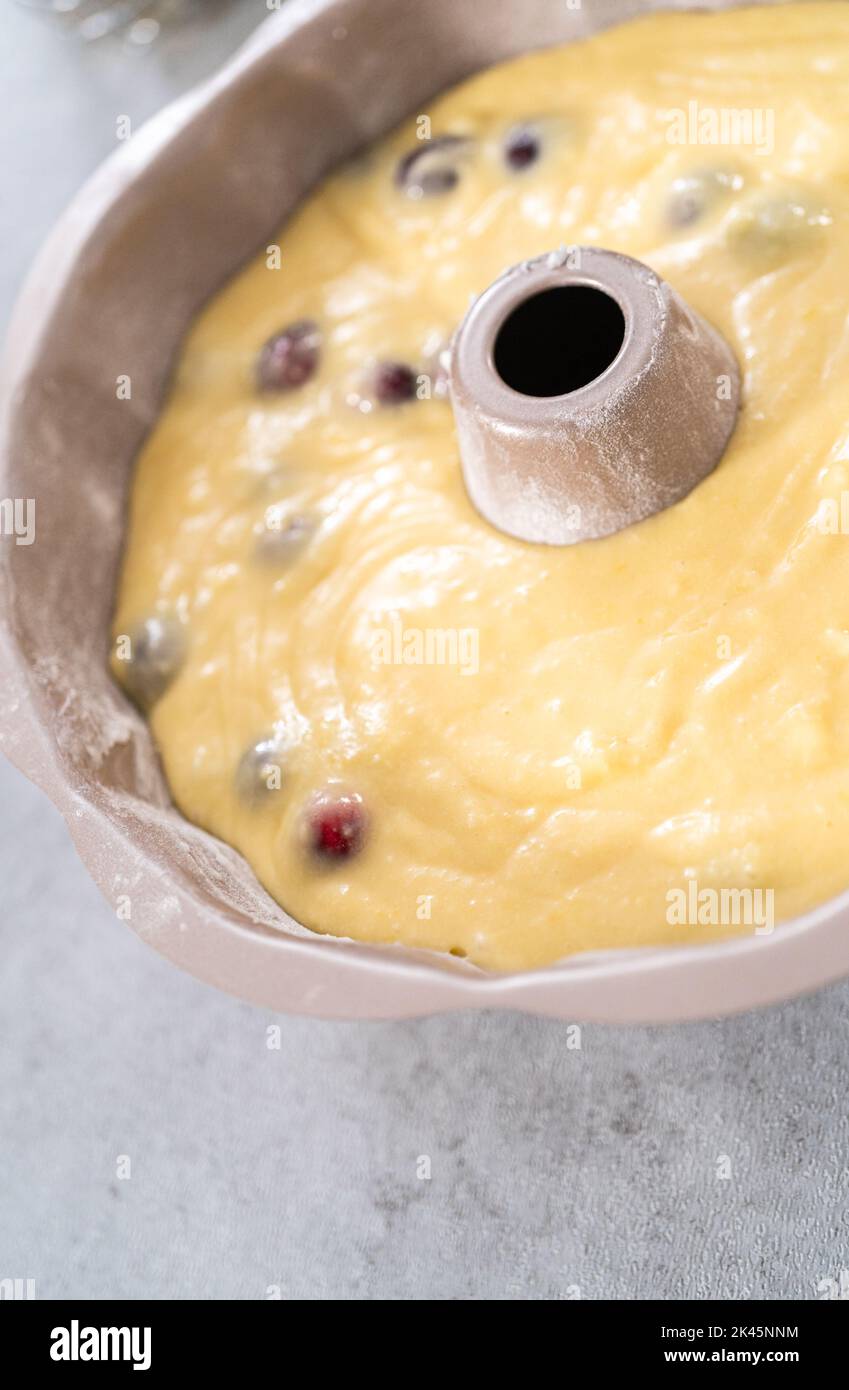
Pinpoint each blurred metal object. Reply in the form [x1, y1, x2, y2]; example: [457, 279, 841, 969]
[13, 0, 234, 46]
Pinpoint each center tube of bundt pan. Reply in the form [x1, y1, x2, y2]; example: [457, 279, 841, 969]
[449, 247, 741, 546]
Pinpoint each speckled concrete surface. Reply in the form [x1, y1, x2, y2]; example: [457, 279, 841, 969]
[1, 0, 848, 1302]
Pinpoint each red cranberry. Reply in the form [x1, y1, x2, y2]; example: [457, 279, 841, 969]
[395, 135, 470, 198]
[375, 361, 417, 405]
[256, 320, 321, 392]
[303, 790, 369, 862]
[504, 125, 541, 171]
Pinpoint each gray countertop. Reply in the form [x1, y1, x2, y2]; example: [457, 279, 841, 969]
[1, 0, 847, 1302]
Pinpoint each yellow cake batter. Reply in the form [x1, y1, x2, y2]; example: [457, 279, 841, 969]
[113, 4, 849, 971]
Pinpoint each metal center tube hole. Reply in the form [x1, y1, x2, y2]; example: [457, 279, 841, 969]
[493, 285, 626, 397]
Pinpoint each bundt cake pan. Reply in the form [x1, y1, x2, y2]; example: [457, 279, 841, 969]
[3, 0, 848, 1021]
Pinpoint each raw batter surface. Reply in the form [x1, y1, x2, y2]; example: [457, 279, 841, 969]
[113, 5, 849, 970]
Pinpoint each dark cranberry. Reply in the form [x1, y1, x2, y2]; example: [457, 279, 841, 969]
[504, 124, 541, 171]
[375, 361, 417, 405]
[666, 168, 744, 230]
[667, 185, 703, 228]
[255, 320, 320, 392]
[254, 511, 316, 565]
[395, 135, 470, 198]
[303, 790, 369, 862]
[236, 737, 287, 805]
[118, 614, 185, 710]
